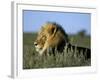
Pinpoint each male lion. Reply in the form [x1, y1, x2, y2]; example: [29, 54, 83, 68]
[34, 22, 69, 55]
[34, 22, 91, 59]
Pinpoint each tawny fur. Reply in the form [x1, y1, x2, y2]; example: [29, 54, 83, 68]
[34, 22, 69, 55]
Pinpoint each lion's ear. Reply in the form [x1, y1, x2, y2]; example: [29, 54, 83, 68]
[50, 25, 57, 37]
[51, 25, 57, 33]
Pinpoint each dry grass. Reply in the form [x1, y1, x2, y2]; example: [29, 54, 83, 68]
[23, 33, 91, 69]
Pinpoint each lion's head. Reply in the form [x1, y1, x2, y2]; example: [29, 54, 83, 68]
[34, 22, 69, 55]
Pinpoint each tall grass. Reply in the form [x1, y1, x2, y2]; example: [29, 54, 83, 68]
[23, 33, 91, 69]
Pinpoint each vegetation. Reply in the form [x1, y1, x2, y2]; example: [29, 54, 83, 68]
[23, 32, 91, 69]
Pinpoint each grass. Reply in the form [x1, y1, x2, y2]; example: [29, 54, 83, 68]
[23, 32, 91, 69]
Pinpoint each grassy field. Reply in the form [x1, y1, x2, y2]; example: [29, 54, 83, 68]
[23, 32, 91, 69]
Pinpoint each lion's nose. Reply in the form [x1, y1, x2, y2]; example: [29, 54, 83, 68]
[34, 42, 37, 46]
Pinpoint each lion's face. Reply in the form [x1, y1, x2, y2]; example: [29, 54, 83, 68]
[34, 31, 47, 52]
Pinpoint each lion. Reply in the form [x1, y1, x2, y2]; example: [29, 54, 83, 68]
[34, 22, 91, 59]
[34, 22, 69, 55]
